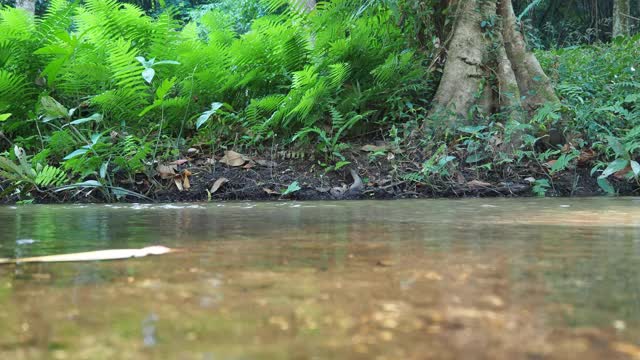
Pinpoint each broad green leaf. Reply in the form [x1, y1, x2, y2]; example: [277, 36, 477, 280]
[631, 160, 640, 177]
[196, 102, 224, 129]
[63, 148, 89, 161]
[599, 159, 629, 179]
[334, 161, 350, 170]
[68, 113, 102, 126]
[465, 152, 489, 164]
[0, 113, 10, 122]
[282, 181, 301, 195]
[606, 136, 627, 158]
[135, 56, 150, 67]
[40, 96, 68, 122]
[90, 133, 102, 145]
[142, 68, 155, 83]
[597, 178, 615, 195]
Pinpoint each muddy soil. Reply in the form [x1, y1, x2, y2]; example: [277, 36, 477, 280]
[0, 145, 634, 204]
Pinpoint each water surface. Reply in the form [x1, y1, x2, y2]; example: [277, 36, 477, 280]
[1, 199, 640, 359]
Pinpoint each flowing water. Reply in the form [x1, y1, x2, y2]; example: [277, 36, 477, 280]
[1, 199, 640, 359]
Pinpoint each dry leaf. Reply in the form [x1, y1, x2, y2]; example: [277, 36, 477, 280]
[157, 164, 177, 179]
[614, 165, 632, 179]
[210, 177, 229, 194]
[174, 177, 184, 191]
[182, 170, 192, 190]
[544, 160, 557, 168]
[360, 144, 387, 152]
[577, 149, 596, 164]
[169, 159, 189, 166]
[219, 150, 247, 167]
[243, 161, 255, 169]
[612, 342, 640, 359]
[263, 187, 278, 195]
[467, 180, 491, 189]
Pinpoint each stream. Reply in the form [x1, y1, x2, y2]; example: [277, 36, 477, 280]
[1, 198, 640, 359]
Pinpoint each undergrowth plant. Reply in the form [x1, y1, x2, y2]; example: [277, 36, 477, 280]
[0, 0, 428, 197]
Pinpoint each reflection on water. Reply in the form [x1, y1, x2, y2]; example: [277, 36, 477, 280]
[0, 199, 640, 359]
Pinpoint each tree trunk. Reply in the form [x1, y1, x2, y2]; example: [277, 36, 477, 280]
[613, 0, 631, 37]
[430, 0, 558, 128]
[15, 0, 36, 15]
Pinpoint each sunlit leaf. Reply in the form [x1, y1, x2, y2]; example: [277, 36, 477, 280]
[63, 148, 89, 161]
[68, 113, 103, 126]
[142, 68, 155, 83]
[196, 102, 224, 129]
[600, 159, 629, 179]
[283, 181, 301, 195]
[631, 161, 640, 177]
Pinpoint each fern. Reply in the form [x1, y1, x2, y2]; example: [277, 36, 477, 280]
[35, 165, 67, 187]
[92, 39, 148, 117]
[0, 70, 27, 113]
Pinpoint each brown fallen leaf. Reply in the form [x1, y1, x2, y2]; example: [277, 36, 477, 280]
[243, 161, 255, 169]
[210, 177, 229, 194]
[614, 165, 632, 179]
[467, 180, 491, 189]
[612, 342, 640, 359]
[577, 149, 596, 164]
[182, 169, 192, 190]
[544, 159, 557, 168]
[174, 177, 184, 191]
[219, 150, 248, 167]
[169, 159, 189, 166]
[157, 164, 177, 179]
[263, 187, 278, 195]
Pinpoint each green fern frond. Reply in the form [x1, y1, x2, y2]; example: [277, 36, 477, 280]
[35, 165, 67, 187]
[0, 70, 28, 113]
[328, 62, 351, 88]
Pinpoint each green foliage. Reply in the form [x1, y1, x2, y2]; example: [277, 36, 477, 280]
[0, 0, 426, 196]
[538, 34, 640, 193]
[532, 178, 550, 197]
[282, 180, 301, 196]
[0, 146, 68, 197]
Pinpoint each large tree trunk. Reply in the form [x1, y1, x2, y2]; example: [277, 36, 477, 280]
[15, 0, 36, 15]
[613, 0, 631, 37]
[430, 0, 558, 128]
